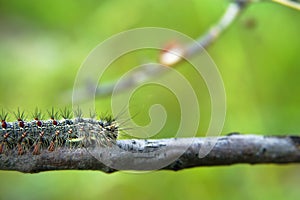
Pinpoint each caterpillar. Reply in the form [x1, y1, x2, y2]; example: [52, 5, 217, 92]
[0, 108, 118, 155]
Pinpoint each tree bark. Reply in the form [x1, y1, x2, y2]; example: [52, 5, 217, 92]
[1, 134, 300, 173]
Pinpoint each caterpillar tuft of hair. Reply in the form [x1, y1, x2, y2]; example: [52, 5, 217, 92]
[0, 108, 118, 155]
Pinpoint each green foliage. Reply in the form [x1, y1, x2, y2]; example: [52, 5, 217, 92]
[0, 0, 299, 199]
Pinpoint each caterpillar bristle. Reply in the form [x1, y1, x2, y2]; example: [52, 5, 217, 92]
[60, 107, 72, 119]
[0, 143, 4, 154]
[0, 109, 9, 129]
[32, 142, 41, 155]
[32, 107, 43, 120]
[0, 108, 8, 121]
[0, 108, 119, 155]
[13, 107, 26, 122]
[47, 107, 59, 120]
[89, 109, 97, 119]
[74, 107, 83, 120]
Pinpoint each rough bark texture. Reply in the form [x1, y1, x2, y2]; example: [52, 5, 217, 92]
[0, 134, 299, 173]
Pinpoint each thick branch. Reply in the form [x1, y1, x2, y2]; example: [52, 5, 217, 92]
[1, 134, 299, 173]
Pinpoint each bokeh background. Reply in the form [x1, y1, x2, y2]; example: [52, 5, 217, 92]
[0, 0, 299, 199]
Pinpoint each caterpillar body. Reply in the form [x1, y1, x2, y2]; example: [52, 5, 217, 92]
[0, 108, 118, 155]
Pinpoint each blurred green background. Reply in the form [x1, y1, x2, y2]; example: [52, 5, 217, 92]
[0, 0, 299, 199]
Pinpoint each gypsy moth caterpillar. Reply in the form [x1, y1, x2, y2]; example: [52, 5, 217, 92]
[0, 108, 118, 155]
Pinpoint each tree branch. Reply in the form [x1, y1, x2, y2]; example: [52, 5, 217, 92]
[95, 0, 250, 96]
[271, 0, 300, 10]
[67, 0, 252, 102]
[1, 134, 299, 173]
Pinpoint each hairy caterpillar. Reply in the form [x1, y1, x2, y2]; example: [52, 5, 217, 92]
[0, 108, 118, 155]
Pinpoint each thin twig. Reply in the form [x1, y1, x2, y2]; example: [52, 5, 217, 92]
[68, 0, 251, 101]
[97, 0, 249, 96]
[184, 0, 250, 58]
[271, 0, 300, 10]
[67, 0, 300, 102]
[1, 134, 299, 173]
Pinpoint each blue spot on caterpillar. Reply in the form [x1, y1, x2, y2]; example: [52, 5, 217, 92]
[0, 108, 118, 155]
